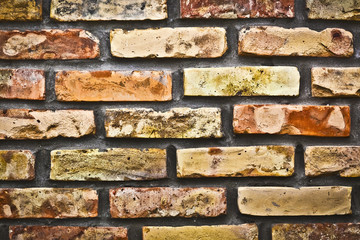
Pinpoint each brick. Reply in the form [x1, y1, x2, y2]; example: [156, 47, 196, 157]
[312, 67, 360, 97]
[143, 224, 258, 240]
[177, 146, 294, 178]
[105, 108, 222, 138]
[0, 29, 99, 60]
[238, 26, 353, 57]
[51, 0, 167, 21]
[0, 0, 42, 21]
[110, 28, 227, 58]
[9, 226, 127, 240]
[305, 146, 360, 177]
[51, 148, 167, 181]
[307, 0, 360, 20]
[181, 0, 294, 19]
[110, 187, 226, 218]
[0, 150, 35, 180]
[55, 70, 172, 101]
[184, 67, 299, 96]
[238, 186, 352, 216]
[0, 188, 98, 218]
[0, 69, 45, 100]
[272, 223, 360, 240]
[233, 105, 350, 137]
[0, 109, 95, 140]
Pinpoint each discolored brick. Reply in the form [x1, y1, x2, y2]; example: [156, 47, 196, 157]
[0, 188, 98, 218]
[238, 186, 352, 216]
[51, 148, 167, 181]
[0, 0, 42, 21]
[0, 150, 35, 180]
[110, 187, 226, 218]
[233, 105, 351, 137]
[238, 26, 353, 57]
[55, 70, 172, 101]
[177, 146, 294, 177]
[307, 0, 360, 20]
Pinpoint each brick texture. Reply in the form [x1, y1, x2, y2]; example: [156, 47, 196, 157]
[307, 0, 360, 20]
[0, 150, 35, 180]
[0, 0, 42, 21]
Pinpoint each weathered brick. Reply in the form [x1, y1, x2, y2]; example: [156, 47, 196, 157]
[238, 186, 352, 216]
[181, 0, 294, 19]
[0, 188, 98, 218]
[143, 224, 258, 240]
[307, 0, 360, 20]
[110, 187, 226, 218]
[312, 67, 360, 97]
[0, 109, 95, 140]
[55, 70, 172, 101]
[0, 0, 42, 21]
[105, 108, 222, 138]
[272, 223, 360, 240]
[184, 67, 299, 96]
[51, 0, 167, 21]
[177, 146, 294, 178]
[9, 226, 128, 240]
[233, 105, 350, 137]
[0, 29, 99, 60]
[305, 146, 360, 177]
[238, 26, 353, 57]
[51, 148, 167, 181]
[0, 69, 45, 100]
[110, 28, 227, 58]
[0, 150, 35, 180]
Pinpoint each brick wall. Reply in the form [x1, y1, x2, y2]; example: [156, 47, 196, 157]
[1, 0, 360, 239]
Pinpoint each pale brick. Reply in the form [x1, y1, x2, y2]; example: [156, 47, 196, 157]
[105, 108, 222, 138]
[184, 67, 299, 96]
[238, 26, 353, 57]
[0, 0, 42, 21]
[110, 28, 227, 58]
[307, 0, 360, 20]
[110, 187, 226, 218]
[238, 186, 352, 216]
[0, 150, 35, 180]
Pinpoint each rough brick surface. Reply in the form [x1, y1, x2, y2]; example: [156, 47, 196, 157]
[0, 150, 35, 180]
[0, 188, 98, 218]
[177, 146, 294, 177]
[110, 187, 226, 218]
[9, 226, 128, 240]
[143, 224, 258, 240]
[105, 108, 222, 138]
[233, 105, 351, 137]
[110, 28, 227, 58]
[181, 0, 294, 19]
[55, 70, 172, 101]
[238, 26, 353, 57]
[305, 146, 360, 177]
[0, 0, 42, 21]
[307, 0, 360, 20]
[184, 67, 300, 96]
[0, 69, 45, 100]
[238, 186, 352, 216]
[51, 148, 167, 181]
[0, 29, 99, 60]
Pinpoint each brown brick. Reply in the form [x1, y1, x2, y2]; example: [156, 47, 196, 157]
[143, 224, 258, 240]
[305, 146, 360, 177]
[233, 105, 350, 137]
[0, 109, 95, 140]
[272, 223, 360, 240]
[0, 188, 98, 218]
[312, 67, 360, 97]
[238, 186, 352, 216]
[177, 146, 294, 177]
[0, 29, 99, 60]
[181, 0, 294, 19]
[110, 28, 227, 58]
[0, 150, 35, 180]
[0, 0, 42, 21]
[51, 148, 167, 181]
[105, 108, 222, 138]
[0, 69, 45, 100]
[55, 70, 172, 102]
[238, 26, 353, 57]
[110, 187, 226, 218]
[307, 0, 360, 20]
